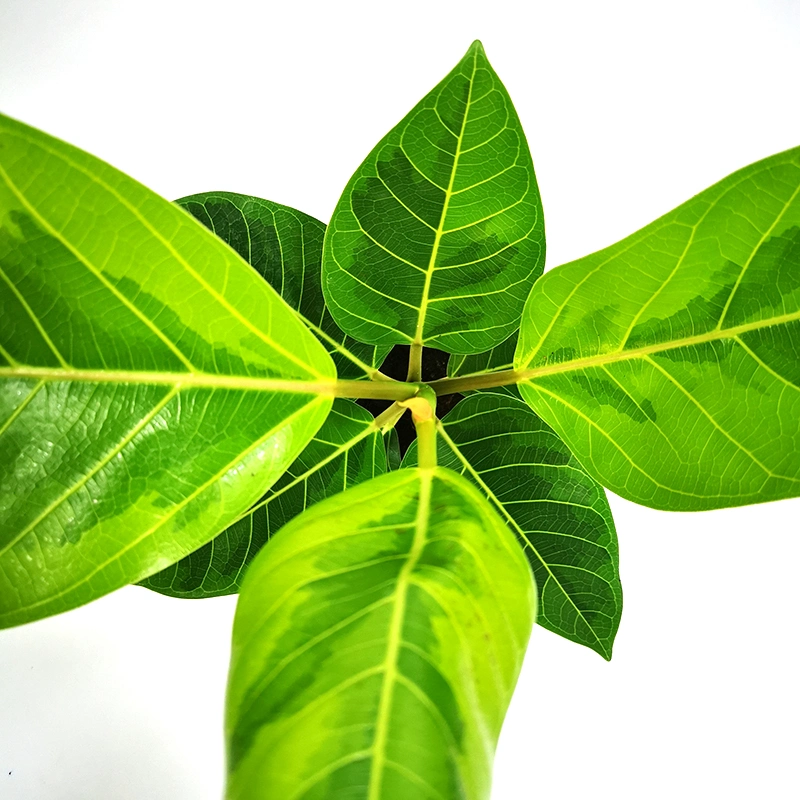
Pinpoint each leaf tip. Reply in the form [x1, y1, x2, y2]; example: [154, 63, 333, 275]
[467, 39, 486, 58]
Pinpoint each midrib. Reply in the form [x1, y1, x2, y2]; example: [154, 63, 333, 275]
[4, 310, 796, 395]
[0, 365, 336, 394]
[413, 55, 478, 346]
[519, 307, 800, 383]
[366, 470, 431, 799]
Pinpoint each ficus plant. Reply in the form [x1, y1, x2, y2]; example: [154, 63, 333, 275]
[1, 38, 798, 799]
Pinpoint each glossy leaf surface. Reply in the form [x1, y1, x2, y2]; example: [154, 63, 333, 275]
[226, 467, 535, 800]
[178, 192, 391, 379]
[142, 399, 385, 598]
[323, 40, 544, 354]
[517, 147, 800, 510]
[0, 114, 334, 627]
[406, 392, 620, 658]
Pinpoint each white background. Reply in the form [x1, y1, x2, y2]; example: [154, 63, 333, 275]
[1, 1, 799, 797]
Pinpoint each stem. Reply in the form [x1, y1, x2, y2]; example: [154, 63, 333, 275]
[415, 417, 437, 469]
[428, 368, 523, 395]
[407, 342, 423, 382]
[399, 385, 437, 469]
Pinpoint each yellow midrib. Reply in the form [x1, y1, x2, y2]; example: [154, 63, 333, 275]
[519, 307, 800, 383]
[0, 365, 336, 394]
[366, 470, 431, 800]
[412, 54, 479, 346]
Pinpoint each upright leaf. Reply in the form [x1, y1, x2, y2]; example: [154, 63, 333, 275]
[0, 115, 334, 627]
[178, 192, 391, 379]
[405, 392, 620, 658]
[226, 468, 535, 800]
[323, 40, 544, 354]
[516, 146, 800, 510]
[142, 399, 386, 598]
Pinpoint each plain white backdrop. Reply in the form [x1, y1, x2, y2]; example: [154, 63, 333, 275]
[1, 1, 799, 797]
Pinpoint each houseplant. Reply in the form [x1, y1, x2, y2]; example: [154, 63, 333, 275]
[5, 39, 797, 791]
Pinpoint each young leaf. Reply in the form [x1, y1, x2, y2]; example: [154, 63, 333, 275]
[323, 40, 544, 354]
[178, 192, 391, 379]
[517, 147, 800, 510]
[405, 391, 620, 658]
[141, 399, 386, 598]
[226, 467, 535, 800]
[0, 114, 334, 627]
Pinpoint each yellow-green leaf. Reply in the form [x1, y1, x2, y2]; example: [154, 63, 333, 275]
[516, 146, 800, 510]
[0, 114, 334, 627]
[226, 467, 535, 800]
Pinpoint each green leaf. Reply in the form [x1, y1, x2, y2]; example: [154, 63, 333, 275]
[142, 399, 385, 598]
[226, 467, 535, 800]
[516, 146, 800, 510]
[405, 392, 620, 658]
[323, 40, 544, 354]
[0, 114, 334, 627]
[178, 192, 391, 379]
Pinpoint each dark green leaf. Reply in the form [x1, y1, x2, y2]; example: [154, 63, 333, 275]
[405, 392, 620, 658]
[178, 192, 391, 379]
[0, 114, 334, 627]
[226, 467, 535, 800]
[142, 399, 385, 598]
[517, 146, 800, 510]
[323, 40, 544, 354]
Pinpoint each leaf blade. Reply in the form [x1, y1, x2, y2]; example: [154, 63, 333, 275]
[225, 467, 535, 800]
[0, 114, 334, 626]
[323, 40, 544, 354]
[516, 147, 800, 510]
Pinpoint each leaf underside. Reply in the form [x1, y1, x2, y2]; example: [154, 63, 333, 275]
[516, 146, 800, 510]
[405, 391, 621, 658]
[323, 40, 545, 354]
[226, 467, 535, 800]
[0, 114, 333, 627]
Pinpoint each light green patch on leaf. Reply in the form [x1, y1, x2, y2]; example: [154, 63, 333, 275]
[323, 40, 544, 354]
[0, 114, 334, 627]
[226, 467, 535, 800]
[516, 146, 800, 510]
